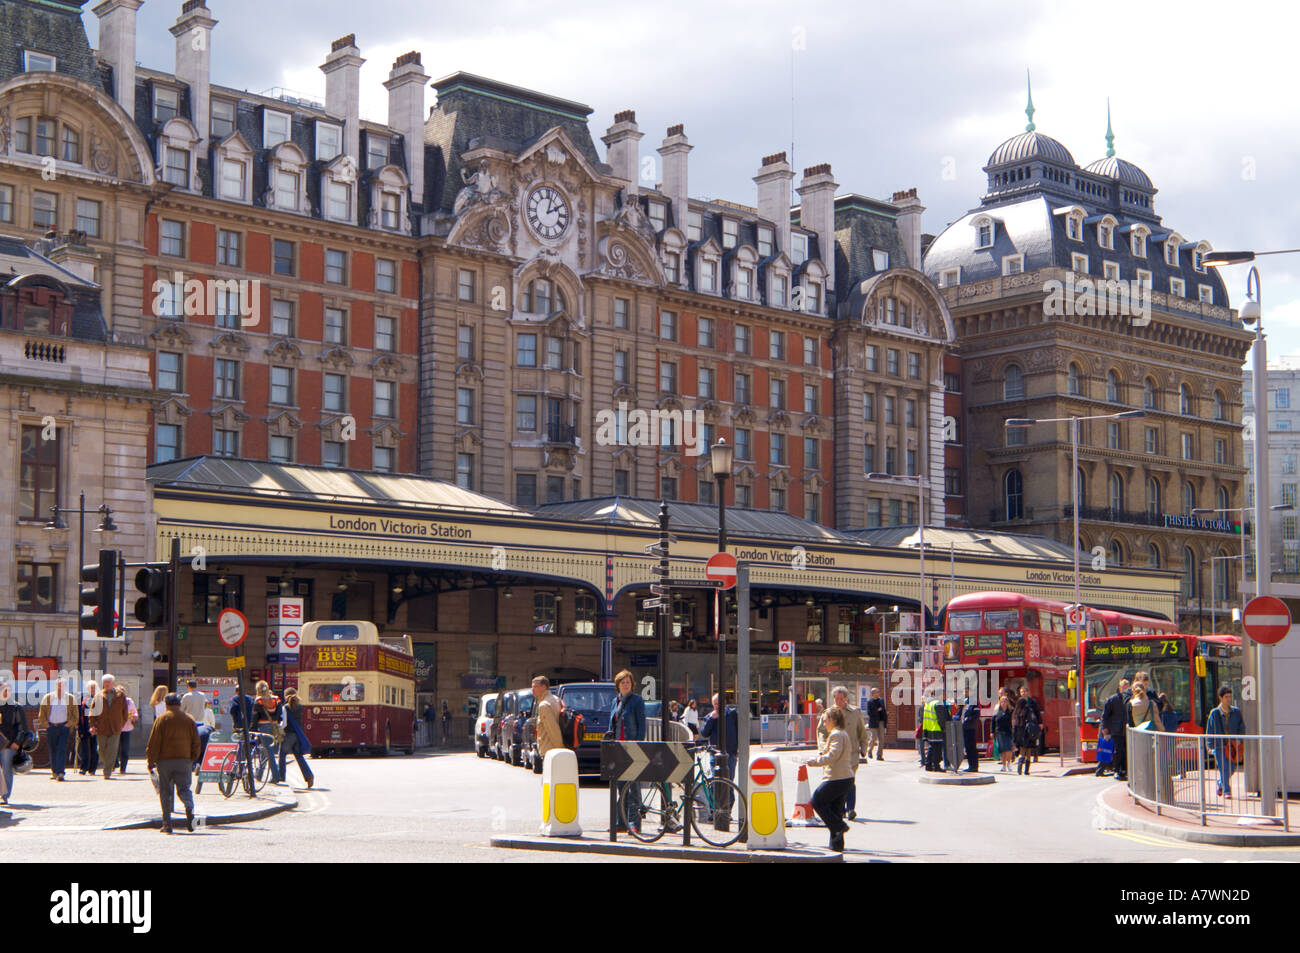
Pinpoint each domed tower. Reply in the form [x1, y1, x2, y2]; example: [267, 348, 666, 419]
[1081, 103, 1159, 223]
[983, 76, 1078, 203]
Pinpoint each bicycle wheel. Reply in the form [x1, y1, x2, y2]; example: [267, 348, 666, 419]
[249, 744, 271, 794]
[618, 781, 675, 843]
[217, 750, 239, 799]
[689, 777, 747, 848]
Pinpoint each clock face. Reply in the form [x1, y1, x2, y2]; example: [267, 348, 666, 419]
[526, 186, 571, 240]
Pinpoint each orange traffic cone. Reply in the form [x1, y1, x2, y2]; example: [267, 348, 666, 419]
[786, 762, 824, 827]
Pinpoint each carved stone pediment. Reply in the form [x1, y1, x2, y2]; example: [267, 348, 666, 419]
[156, 396, 191, 425]
[655, 394, 684, 412]
[454, 428, 482, 452]
[208, 331, 250, 356]
[368, 422, 405, 447]
[731, 404, 756, 425]
[150, 321, 193, 349]
[456, 361, 485, 381]
[803, 473, 829, 491]
[265, 338, 304, 364]
[769, 469, 791, 491]
[543, 447, 577, 471]
[318, 346, 355, 371]
[207, 403, 249, 427]
[801, 415, 828, 436]
[612, 384, 637, 402]
[767, 409, 792, 430]
[658, 456, 683, 478]
[265, 410, 302, 437]
[369, 353, 406, 378]
[596, 236, 652, 283]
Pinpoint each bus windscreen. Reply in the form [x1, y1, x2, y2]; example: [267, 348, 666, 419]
[308, 682, 365, 703]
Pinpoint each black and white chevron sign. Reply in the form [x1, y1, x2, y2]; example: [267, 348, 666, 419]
[600, 741, 693, 784]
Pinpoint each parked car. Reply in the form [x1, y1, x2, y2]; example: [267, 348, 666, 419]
[554, 681, 620, 775]
[474, 692, 500, 758]
[490, 689, 516, 760]
[500, 689, 534, 766]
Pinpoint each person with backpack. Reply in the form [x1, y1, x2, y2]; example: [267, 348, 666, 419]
[532, 676, 563, 759]
[1013, 686, 1041, 775]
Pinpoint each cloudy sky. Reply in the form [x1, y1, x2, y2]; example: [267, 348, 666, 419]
[99, 0, 1300, 362]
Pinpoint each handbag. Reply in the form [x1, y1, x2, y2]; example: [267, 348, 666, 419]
[985, 738, 995, 758]
[1096, 736, 1115, 764]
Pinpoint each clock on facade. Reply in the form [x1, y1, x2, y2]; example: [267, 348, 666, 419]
[526, 185, 571, 240]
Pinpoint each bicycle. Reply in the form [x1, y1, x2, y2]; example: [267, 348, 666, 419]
[617, 745, 747, 848]
[217, 730, 274, 798]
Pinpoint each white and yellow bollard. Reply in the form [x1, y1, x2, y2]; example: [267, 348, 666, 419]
[540, 748, 582, 837]
[747, 754, 788, 849]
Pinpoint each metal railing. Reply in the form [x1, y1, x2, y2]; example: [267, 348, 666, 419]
[1127, 726, 1290, 830]
[644, 719, 693, 743]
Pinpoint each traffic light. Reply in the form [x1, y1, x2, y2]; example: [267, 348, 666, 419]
[80, 549, 118, 639]
[133, 566, 170, 627]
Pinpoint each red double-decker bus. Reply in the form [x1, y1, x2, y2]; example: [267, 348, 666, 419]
[1078, 632, 1243, 762]
[1088, 608, 1178, 638]
[299, 620, 416, 756]
[942, 591, 1079, 743]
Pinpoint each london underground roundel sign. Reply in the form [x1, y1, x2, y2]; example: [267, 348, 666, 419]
[1242, 596, 1291, 645]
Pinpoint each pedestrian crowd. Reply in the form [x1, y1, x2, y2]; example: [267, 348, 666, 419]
[0, 676, 317, 833]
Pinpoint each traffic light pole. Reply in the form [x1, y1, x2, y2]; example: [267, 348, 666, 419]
[168, 537, 180, 690]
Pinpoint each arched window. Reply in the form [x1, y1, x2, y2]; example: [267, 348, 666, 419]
[1183, 482, 1196, 516]
[1217, 486, 1229, 511]
[1109, 472, 1124, 513]
[523, 278, 568, 315]
[1183, 547, 1197, 598]
[1213, 390, 1227, 422]
[1180, 383, 1193, 416]
[1110, 539, 1123, 567]
[1076, 467, 1087, 510]
[1004, 469, 1024, 521]
[1004, 364, 1025, 400]
[1106, 369, 1121, 403]
[1144, 377, 1158, 410]
[1068, 362, 1083, 396]
[1147, 477, 1161, 519]
[1148, 543, 1162, 569]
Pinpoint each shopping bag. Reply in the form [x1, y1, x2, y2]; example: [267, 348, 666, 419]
[1096, 737, 1115, 764]
[985, 739, 995, 759]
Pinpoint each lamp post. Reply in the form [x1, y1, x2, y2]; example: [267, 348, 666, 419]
[867, 473, 929, 635]
[1204, 249, 1300, 813]
[710, 438, 734, 790]
[1208, 554, 1245, 634]
[1005, 410, 1147, 615]
[45, 492, 118, 680]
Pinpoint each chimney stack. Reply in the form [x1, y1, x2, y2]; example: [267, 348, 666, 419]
[797, 163, 839, 301]
[384, 51, 429, 209]
[754, 152, 794, 259]
[891, 188, 925, 270]
[93, 0, 143, 113]
[601, 110, 643, 197]
[321, 34, 365, 165]
[171, 1, 217, 146]
[657, 124, 692, 234]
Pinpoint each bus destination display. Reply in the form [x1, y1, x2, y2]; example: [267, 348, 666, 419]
[1084, 638, 1187, 661]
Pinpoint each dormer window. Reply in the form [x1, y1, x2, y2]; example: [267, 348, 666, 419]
[791, 233, 808, 266]
[757, 226, 774, 257]
[976, 223, 993, 249]
[801, 280, 822, 315]
[1170, 277, 1185, 297]
[368, 165, 410, 235]
[264, 110, 291, 148]
[1002, 255, 1024, 276]
[316, 122, 342, 162]
[940, 268, 960, 288]
[771, 274, 787, 307]
[1131, 230, 1148, 258]
[1193, 244, 1210, 273]
[664, 252, 680, 283]
[276, 170, 300, 211]
[153, 87, 179, 124]
[701, 259, 717, 293]
[215, 133, 254, 203]
[1164, 239, 1179, 266]
[1098, 219, 1115, 249]
[326, 179, 351, 221]
[210, 99, 236, 139]
[367, 134, 389, 170]
[648, 201, 666, 232]
[1066, 214, 1082, 241]
[1103, 261, 1120, 280]
[687, 211, 703, 242]
[380, 191, 400, 230]
[722, 219, 739, 249]
[163, 146, 189, 187]
[23, 50, 57, 73]
[873, 249, 890, 271]
[1198, 285, 1214, 304]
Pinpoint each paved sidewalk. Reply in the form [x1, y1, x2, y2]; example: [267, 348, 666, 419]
[1095, 783, 1300, 846]
[0, 766, 299, 831]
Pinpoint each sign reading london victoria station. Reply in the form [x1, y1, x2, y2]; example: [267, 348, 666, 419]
[328, 515, 473, 539]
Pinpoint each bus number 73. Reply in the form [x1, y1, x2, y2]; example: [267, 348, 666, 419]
[1160, 640, 1180, 656]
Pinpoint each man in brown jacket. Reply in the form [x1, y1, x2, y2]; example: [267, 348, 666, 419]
[532, 676, 564, 761]
[145, 693, 201, 833]
[38, 677, 80, 781]
[818, 686, 869, 820]
[90, 674, 129, 779]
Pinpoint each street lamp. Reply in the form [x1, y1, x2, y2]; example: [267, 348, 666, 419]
[867, 472, 929, 633]
[1203, 249, 1300, 814]
[45, 493, 118, 679]
[1004, 410, 1147, 614]
[1208, 555, 1245, 634]
[710, 438, 734, 793]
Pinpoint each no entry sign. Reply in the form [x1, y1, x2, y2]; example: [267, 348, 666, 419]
[1242, 595, 1292, 645]
[705, 552, 738, 590]
[750, 757, 777, 786]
